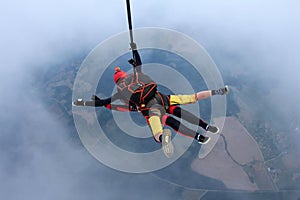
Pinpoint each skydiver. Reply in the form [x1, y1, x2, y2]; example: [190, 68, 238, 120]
[73, 43, 229, 157]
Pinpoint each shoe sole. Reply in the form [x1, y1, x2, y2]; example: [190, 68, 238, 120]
[199, 137, 211, 144]
[224, 85, 229, 95]
[162, 129, 174, 158]
[211, 127, 220, 134]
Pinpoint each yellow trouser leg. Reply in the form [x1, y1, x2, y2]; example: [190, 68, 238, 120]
[148, 115, 163, 142]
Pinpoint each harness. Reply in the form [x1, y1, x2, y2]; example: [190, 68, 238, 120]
[116, 72, 157, 108]
[140, 92, 170, 117]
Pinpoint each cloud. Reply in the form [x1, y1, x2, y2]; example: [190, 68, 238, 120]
[0, 1, 129, 199]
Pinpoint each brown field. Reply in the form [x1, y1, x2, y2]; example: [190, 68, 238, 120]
[191, 117, 274, 191]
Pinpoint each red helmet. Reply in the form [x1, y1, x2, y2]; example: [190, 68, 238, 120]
[113, 67, 127, 83]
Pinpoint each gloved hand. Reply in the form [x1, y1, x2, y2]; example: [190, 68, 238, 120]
[73, 99, 85, 106]
[128, 58, 135, 65]
[91, 95, 100, 101]
[130, 42, 137, 50]
[91, 95, 111, 107]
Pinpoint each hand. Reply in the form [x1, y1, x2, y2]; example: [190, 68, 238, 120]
[73, 99, 85, 106]
[91, 95, 100, 101]
[95, 99, 107, 107]
[91, 95, 110, 107]
[130, 42, 137, 50]
[128, 58, 135, 65]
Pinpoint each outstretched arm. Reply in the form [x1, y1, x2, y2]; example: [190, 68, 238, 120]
[105, 104, 138, 112]
[129, 43, 142, 73]
[73, 94, 138, 112]
[133, 49, 142, 72]
[84, 93, 119, 107]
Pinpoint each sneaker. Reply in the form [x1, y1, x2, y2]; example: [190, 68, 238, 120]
[206, 125, 220, 134]
[162, 129, 174, 158]
[213, 85, 229, 95]
[196, 134, 211, 144]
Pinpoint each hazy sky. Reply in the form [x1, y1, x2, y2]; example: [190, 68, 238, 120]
[1, 0, 300, 199]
